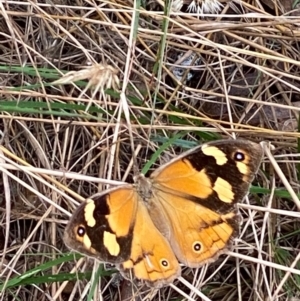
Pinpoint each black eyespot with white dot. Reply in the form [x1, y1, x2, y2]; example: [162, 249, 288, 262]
[160, 259, 169, 268]
[234, 151, 245, 162]
[193, 241, 202, 253]
[76, 225, 86, 237]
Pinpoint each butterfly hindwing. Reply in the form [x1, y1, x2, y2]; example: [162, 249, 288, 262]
[120, 200, 180, 287]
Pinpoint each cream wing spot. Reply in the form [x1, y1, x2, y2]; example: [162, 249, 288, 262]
[82, 235, 97, 255]
[82, 232, 92, 249]
[103, 231, 120, 256]
[221, 212, 235, 221]
[236, 161, 249, 175]
[213, 177, 234, 203]
[84, 200, 96, 227]
[201, 145, 228, 165]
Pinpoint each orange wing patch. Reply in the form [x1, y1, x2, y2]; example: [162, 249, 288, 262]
[152, 159, 213, 199]
[105, 188, 137, 236]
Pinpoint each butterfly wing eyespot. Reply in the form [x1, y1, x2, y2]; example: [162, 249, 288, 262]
[76, 225, 86, 237]
[192, 242, 202, 254]
[160, 258, 170, 268]
[234, 150, 245, 162]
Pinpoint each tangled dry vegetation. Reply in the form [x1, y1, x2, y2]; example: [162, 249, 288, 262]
[0, 0, 300, 300]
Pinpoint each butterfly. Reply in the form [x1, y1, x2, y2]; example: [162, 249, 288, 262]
[64, 139, 263, 288]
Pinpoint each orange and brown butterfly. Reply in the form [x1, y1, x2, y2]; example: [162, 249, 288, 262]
[64, 139, 263, 288]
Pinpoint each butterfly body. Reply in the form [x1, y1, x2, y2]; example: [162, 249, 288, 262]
[64, 139, 263, 287]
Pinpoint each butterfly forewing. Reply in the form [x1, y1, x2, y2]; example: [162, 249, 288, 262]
[149, 140, 263, 267]
[64, 186, 137, 263]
